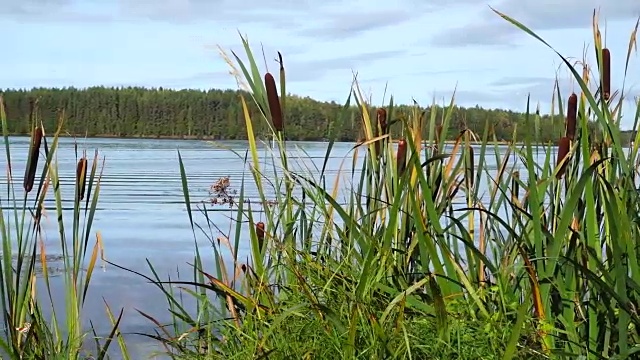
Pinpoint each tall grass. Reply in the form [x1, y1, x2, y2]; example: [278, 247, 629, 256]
[0, 6, 627, 360]
[3, 7, 632, 360]
[0, 99, 125, 359]
[114, 8, 640, 360]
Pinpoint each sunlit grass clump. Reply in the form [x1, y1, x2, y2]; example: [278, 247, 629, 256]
[125, 8, 640, 360]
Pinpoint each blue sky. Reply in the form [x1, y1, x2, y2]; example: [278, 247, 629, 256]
[2, 0, 639, 127]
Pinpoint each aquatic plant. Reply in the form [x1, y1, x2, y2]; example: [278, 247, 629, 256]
[2, 5, 635, 360]
[0, 100, 125, 359]
[99, 7, 640, 360]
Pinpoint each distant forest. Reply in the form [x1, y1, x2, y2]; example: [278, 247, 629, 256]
[0, 86, 620, 143]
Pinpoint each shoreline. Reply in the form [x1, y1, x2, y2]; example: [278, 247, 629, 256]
[5, 133, 556, 146]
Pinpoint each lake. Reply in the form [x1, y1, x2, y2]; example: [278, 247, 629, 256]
[0, 136, 545, 358]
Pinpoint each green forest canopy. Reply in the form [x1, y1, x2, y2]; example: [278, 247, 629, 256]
[0, 86, 619, 143]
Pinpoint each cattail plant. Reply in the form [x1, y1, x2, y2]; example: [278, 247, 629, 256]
[1, 94, 122, 358]
[374, 108, 387, 155]
[131, 11, 640, 360]
[376, 108, 387, 135]
[511, 171, 520, 200]
[23, 126, 43, 193]
[28, 98, 36, 123]
[264, 72, 283, 132]
[256, 221, 265, 252]
[464, 145, 475, 190]
[277, 51, 286, 121]
[397, 139, 407, 176]
[435, 124, 443, 152]
[566, 93, 578, 140]
[76, 157, 88, 202]
[556, 136, 571, 179]
[602, 48, 611, 101]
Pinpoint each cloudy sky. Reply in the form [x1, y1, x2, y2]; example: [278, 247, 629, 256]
[2, 0, 639, 127]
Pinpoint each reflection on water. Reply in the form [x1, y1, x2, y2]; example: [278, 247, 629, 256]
[0, 136, 541, 359]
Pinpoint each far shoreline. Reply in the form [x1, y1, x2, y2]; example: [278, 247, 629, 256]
[4, 132, 558, 147]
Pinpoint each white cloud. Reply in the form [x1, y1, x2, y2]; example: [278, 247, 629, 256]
[432, 0, 640, 47]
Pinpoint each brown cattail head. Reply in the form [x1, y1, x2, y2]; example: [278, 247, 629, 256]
[397, 139, 407, 176]
[372, 108, 387, 156]
[511, 171, 520, 200]
[256, 222, 265, 252]
[465, 146, 474, 189]
[376, 108, 387, 135]
[76, 157, 88, 202]
[435, 125, 443, 143]
[278, 52, 284, 70]
[264, 73, 283, 132]
[28, 98, 36, 123]
[23, 126, 43, 193]
[602, 48, 610, 101]
[556, 137, 571, 179]
[566, 93, 578, 140]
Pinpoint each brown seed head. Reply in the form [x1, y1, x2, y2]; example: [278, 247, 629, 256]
[28, 98, 36, 123]
[372, 108, 387, 156]
[566, 93, 578, 140]
[602, 48, 611, 101]
[465, 146, 474, 189]
[435, 125, 443, 143]
[397, 139, 407, 176]
[278, 52, 284, 72]
[556, 137, 571, 179]
[376, 108, 387, 135]
[76, 157, 88, 202]
[512, 171, 520, 199]
[264, 72, 283, 131]
[256, 222, 265, 251]
[23, 126, 43, 193]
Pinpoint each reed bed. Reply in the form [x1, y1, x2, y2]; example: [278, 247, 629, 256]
[121, 8, 640, 360]
[1, 7, 639, 360]
[0, 100, 126, 358]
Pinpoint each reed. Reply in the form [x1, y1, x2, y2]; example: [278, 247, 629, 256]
[555, 136, 571, 179]
[116, 8, 639, 360]
[566, 93, 577, 140]
[75, 157, 88, 202]
[602, 48, 611, 101]
[0, 99, 125, 359]
[23, 126, 42, 193]
[264, 72, 283, 132]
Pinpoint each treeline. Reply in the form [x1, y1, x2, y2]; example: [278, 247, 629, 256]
[0, 86, 598, 143]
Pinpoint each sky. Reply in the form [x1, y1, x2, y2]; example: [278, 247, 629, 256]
[2, 0, 640, 127]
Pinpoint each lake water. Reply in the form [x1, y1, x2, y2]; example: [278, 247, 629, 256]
[0, 136, 546, 358]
